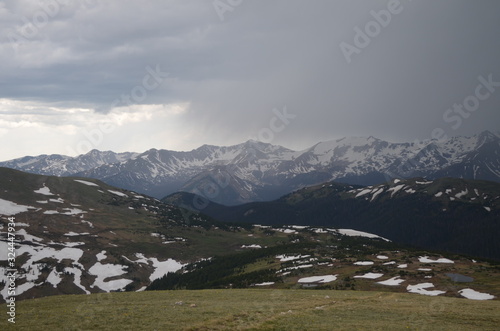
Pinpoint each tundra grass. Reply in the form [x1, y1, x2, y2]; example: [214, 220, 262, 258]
[2, 289, 499, 330]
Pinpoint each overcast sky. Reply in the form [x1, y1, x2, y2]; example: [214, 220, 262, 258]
[1, 0, 499, 160]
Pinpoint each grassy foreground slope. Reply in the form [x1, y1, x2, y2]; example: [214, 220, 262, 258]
[3, 290, 500, 330]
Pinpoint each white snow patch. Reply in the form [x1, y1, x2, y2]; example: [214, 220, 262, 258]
[407, 283, 445, 296]
[61, 208, 87, 215]
[254, 282, 275, 286]
[354, 273, 384, 279]
[298, 275, 337, 283]
[96, 250, 107, 262]
[34, 186, 54, 196]
[370, 188, 384, 201]
[74, 180, 99, 187]
[81, 220, 94, 228]
[418, 268, 432, 271]
[64, 232, 90, 236]
[397, 264, 408, 269]
[46, 269, 62, 287]
[388, 184, 405, 197]
[43, 210, 59, 215]
[276, 254, 310, 262]
[253, 225, 271, 229]
[458, 288, 495, 300]
[89, 262, 132, 292]
[108, 190, 128, 197]
[148, 258, 184, 281]
[435, 192, 443, 197]
[61, 242, 85, 247]
[290, 225, 308, 229]
[455, 189, 468, 199]
[377, 277, 405, 286]
[241, 244, 262, 249]
[355, 189, 372, 198]
[17, 229, 43, 242]
[353, 261, 374, 266]
[377, 255, 389, 260]
[336, 229, 390, 241]
[49, 198, 65, 203]
[67, 267, 90, 293]
[383, 261, 397, 265]
[0, 198, 35, 215]
[36, 200, 48, 204]
[419, 256, 454, 264]
[484, 207, 491, 212]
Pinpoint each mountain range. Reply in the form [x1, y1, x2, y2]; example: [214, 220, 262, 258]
[165, 177, 500, 260]
[1, 131, 499, 206]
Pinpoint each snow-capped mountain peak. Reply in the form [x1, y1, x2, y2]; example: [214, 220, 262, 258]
[1, 131, 499, 205]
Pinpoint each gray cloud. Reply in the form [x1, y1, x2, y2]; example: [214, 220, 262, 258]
[0, 0, 499, 159]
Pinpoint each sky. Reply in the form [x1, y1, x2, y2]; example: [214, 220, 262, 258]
[1, 0, 499, 160]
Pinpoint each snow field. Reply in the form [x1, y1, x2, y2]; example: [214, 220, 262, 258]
[0, 198, 35, 215]
[377, 277, 405, 286]
[74, 180, 99, 187]
[406, 283, 445, 296]
[354, 273, 384, 279]
[298, 275, 338, 283]
[458, 288, 495, 300]
[419, 256, 454, 264]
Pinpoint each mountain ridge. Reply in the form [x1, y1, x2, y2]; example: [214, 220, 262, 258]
[1, 131, 499, 205]
[164, 176, 500, 260]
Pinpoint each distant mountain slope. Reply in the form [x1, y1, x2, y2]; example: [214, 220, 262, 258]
[0, 167, 267, 301]
[1, 131, 499, 205]
[165, 178, 500, 260]
[0, 150, 138, 176]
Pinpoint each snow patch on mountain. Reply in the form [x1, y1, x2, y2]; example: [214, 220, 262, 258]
[74, 179, 99, 187]
[0, 199, 35, 215]
[336, 229, 389, 241]
[419, 256, 454, 264]
[34, 186, 54, 196]
[407, 283, 445, 296]
[459, 288, 495, 300]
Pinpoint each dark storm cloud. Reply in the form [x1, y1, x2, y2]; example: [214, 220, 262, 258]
[0, 0, 499, 158]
